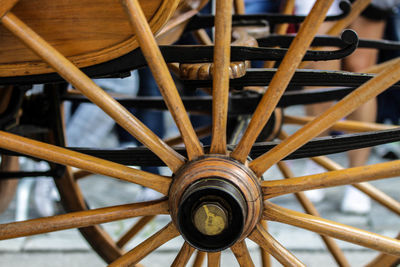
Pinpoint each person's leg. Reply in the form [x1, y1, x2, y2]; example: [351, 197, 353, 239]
[341, 16, 386, 213]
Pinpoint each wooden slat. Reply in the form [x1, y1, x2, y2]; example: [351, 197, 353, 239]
[171, 242, 195, 267]
[231, 0, 335, 163]
[312, 156, 400, 216]
[0, 131, 171, 195]
[0, 199, 168, 240]
[283, 115, 397, 133]
[250, 57, 400, 176]
[165, 125, 212, 147]
[1, 12, 185, 172]
[109, 222, 179, 267]
[327, 0, 372, 36]
[122, 0, 203, 161]
[277, 161, 350, 267]
[260, 221, 271, 267]
[249, 224, 305, 266]
[263, 202, 400, 256]
[365, 233, 400, 267]
[0, 0, 19, 18]
[192, 251, 206, 267]
[117, 216, 155, 248]
[262, 159, 400, 199]
[209, 0, 233, 154]
[207, 252, 221, 267]
[231, 240, 255, 267]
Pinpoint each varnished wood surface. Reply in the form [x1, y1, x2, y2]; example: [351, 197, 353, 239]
[263, 201, 400, 256]
[262, 159, 400, 199]
[327, 0, 371, 36]
[122, 0, 203, 161]
[0, 130, 171, 194]
[283, 115, 397, 133]
[192, 251, 206, 267]
[2, 12, 186, 172]
[0, 156, 18, 213]
[249, 224, 305, 267]
[117, 216, 155, 249]
[312, 156, 400, 216]
[209, 0, 233, 154]
[277, 161, 350, 267]
[207, 252, 221, 267]
[260, 221, 271, 267]
[250, 58, 400, 176]
[231, 0, 335, 164]
[171, 242, 195, 267]
[0, 0, 185, 76]
[109, 222, 179, 267]
[0, 0, 19, 18]
[0, 199, 168, 240]
[365, 233, 400, 267]
[231, 240, 255, 267]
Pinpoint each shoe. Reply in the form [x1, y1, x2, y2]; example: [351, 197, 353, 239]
[302, 160, 326, 203]
[341, 186, 371, 215]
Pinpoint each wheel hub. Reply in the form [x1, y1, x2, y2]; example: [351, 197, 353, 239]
[169, 156, 263, 252]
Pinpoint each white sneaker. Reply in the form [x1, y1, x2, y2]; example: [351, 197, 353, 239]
[341, 186, 371, 215]
[302, 160, 326, 203]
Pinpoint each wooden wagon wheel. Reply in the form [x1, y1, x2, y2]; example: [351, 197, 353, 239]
[0, 0, 400, 266]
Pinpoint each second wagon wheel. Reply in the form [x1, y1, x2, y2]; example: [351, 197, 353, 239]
[0, 0, 399, 266]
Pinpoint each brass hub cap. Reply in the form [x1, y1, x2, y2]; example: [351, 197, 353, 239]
[169, 156, 263, 251]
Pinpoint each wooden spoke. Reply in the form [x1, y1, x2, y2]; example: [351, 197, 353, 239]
[0, 12, 185, 172]
[263, 202, 400, 256]
[0, 199, 168, 240]
[277, 161, 350, 267]
[283, 114, 397, 133]
[207, 252, 221, 267]
[366, 233, 400, 267]
[0, 131, 171, 195]
[109, 222, 179, 267]
[0, 0, 19, 18]
[230, 240, 255, 267]
[117, 216, 155, 249]
[121, 0, 203, 161]
[327, 0, 371, 36]
[209, 0, 233, 155]
[231, 0, 335, 163]
[171, 242, 195, 267]
[363, 57, 400, 74]
[274, 0, 295, 35]
[234, 0, 245, 14]
[260, 221, 271, 267]
[312, 156, 400, 216]
[192, 251, 206, 267]
[250, 57, 400, 176]
[165, 125, 212, 147]
[73, 169, 93, 181]
[249, 224, 305, 267]
[262, 159, 400, 199]
[353, 183, 400, 216]
[193, 29, 213, 45]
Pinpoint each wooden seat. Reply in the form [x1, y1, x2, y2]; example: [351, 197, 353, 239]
[0, 0, 207, 77]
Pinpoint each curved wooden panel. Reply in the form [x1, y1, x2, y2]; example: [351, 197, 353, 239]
[0, 0, 182, 77]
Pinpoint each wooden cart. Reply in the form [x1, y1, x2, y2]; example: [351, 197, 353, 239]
[0, 0, 399, 265]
